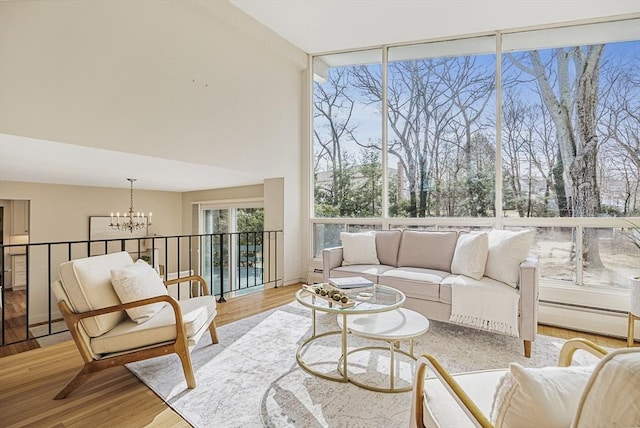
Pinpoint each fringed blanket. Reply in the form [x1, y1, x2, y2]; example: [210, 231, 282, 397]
[449, 276, 520, 337]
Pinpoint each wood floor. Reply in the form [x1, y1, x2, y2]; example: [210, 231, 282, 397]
[0, 284, 629, 427]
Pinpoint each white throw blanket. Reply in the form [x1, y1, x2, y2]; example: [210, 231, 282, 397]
[449, 276, 520, 337]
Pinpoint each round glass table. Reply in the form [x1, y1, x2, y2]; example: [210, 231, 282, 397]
[295, 284, 406, 388]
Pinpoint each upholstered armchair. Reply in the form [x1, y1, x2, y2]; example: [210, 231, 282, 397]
[52, 251, 218, 399]
[411, 338, 640, 427]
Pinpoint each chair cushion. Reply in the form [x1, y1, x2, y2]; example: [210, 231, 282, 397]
[91, 295, 217, 355]
[59, 252, 133, 337]
[397, 230, 458, 271]
[451, 232, 488, 280]
[422, 369, 505, 428]
[490, 363, 593, 428]
[375, 230, 402, 266]
[340, 231, 380, 266]
[572, 348, 640, 428]
[485, 230, 533, 288]
[110, 259, 169, 323]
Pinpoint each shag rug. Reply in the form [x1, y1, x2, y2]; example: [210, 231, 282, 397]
[126, 302, 600, 427]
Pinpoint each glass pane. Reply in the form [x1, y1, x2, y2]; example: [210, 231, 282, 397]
[388, 36, 497, 217]
[202, 209, 229, 296]
[583, 227, 640, 290]
[528, 227, 576, 284]
[312, 223, 383, 257]
[313, 50, 383, 218]
[313, 223, 344, 257]
[502, 40, 640, 222]
[236, 208, 264, 291]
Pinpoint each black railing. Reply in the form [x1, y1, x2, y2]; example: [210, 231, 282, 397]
[0, 231, 282, 347]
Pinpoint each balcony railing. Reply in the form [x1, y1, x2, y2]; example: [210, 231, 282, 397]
[0, 231, 282, 347]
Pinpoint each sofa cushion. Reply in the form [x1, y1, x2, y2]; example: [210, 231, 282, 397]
[91, 295, 217, 354]
[397, 230, 458, 271]
[330, 264, 394, 284]
[110, 259, 169, 324]
[340, 231, 380, 266]
[375, 230, 402, 266]
[490, 363, 594, 428]
[59, 252, 133, 337]
[451, 232, 488, 280]
[379, 267, 448, 301]
[485, 229, 534, 288]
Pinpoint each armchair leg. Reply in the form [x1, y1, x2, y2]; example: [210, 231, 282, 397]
[524, 340, 532, 358]
[209, 320, 219, 344]
[54, 365, 96, 400]
[177, 348, 196, 389]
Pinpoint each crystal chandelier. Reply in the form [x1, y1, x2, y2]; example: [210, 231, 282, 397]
[110, 178, 152, 233]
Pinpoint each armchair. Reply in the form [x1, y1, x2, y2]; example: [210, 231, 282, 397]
[411, 338, 640, 427]
[52, 251, 218, 399]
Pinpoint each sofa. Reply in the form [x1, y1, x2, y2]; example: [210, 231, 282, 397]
[322, 229, 539, 357]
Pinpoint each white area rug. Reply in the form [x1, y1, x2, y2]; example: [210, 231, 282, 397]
[126, 302, 600, 427]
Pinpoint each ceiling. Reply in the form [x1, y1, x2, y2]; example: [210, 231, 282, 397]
[2, 1, 639, 192]
[0, 134, 264, 192]
[228, 0, 640, 54]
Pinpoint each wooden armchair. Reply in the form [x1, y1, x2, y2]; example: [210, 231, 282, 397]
[411, 338, 640, 427]
[52, 251, 218, 399]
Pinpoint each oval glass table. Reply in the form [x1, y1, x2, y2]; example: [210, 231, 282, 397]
[295, 284, 406, 390]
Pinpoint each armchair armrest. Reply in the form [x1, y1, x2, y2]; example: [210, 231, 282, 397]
[164, 274, 211, 297]
[518, 255, 539, 343]
[322, 246, 344, 282]
[558, 338, 608, 367]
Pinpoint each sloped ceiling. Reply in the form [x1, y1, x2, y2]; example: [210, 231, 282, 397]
[2, 1, 639, 192]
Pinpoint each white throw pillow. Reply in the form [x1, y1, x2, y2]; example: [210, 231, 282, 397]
[484, 229, 534, 288]
[110, 259, 169, 323]
[490, 363, 594, 428]
[450, 232, 488, 280]
[340, 231, 380, 266]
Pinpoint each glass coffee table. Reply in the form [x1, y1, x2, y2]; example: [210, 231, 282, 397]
[295, 284, 406, 390]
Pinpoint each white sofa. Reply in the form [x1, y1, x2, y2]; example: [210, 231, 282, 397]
[323, 229, 539, 357]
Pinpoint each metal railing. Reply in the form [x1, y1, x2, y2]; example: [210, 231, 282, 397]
[0, 230, 282, 347]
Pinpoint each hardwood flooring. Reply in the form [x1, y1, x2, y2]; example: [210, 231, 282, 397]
[1, 289, 40, 357]
[0, 284, 630, 427]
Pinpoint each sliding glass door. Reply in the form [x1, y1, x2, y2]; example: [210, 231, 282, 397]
[201, 205, 264, 297]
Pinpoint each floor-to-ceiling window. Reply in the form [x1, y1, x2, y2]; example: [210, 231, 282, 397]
[310, 16, 640, 314]
[312, 49, 383, 254]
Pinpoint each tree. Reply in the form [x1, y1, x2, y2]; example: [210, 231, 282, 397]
[507, 46, 605, 267]
[313, 68, 360, 216]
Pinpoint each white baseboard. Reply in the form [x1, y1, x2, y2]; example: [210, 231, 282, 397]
[539, 302, 634, 340]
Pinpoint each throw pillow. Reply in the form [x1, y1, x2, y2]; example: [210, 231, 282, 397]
[484, 229, 534, 288]
[110, 259, 169, 323]
[490, 363, 594, 428]
[450, 232, 488, 280]
[340, 231, 380, 266]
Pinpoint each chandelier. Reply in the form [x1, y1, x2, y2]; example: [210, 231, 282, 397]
[110, 178, 152, 233]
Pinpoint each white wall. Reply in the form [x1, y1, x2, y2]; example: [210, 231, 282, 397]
[0, 181, 182, 323]
[0, 0, 307, 288]
[182, 179, 304, 285]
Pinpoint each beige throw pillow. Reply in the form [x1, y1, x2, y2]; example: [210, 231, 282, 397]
[484, 229, 534, 288]
[340, 231, 380, 266]
[110, 259, 169, 323]
[490, 363, 594, 428]
[450, 232, 488, 280]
